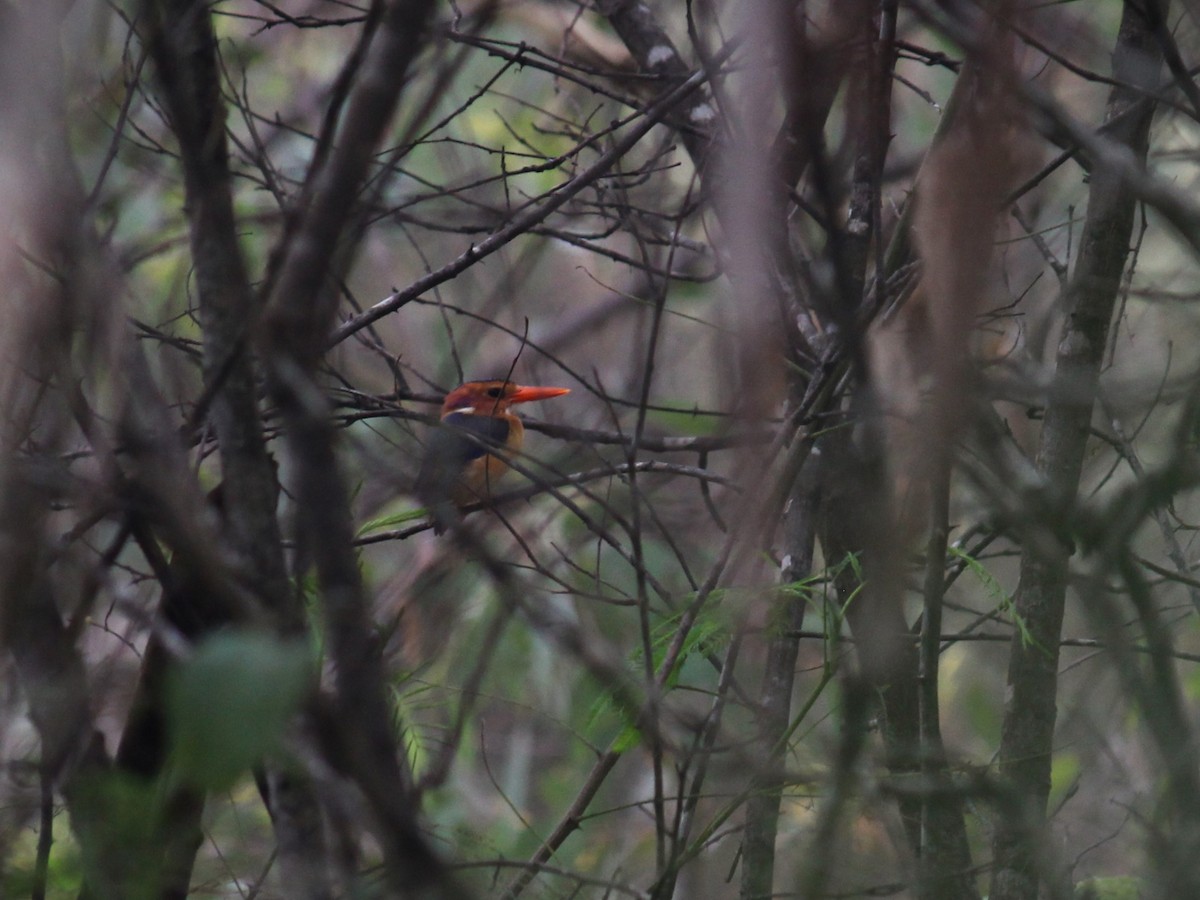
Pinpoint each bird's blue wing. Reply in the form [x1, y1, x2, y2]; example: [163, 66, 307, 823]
[439, 412, 510, 461]
[414, 413, 512, 523]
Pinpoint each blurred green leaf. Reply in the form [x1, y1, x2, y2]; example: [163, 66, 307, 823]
[585, 603, 730, 751]
[1185, 662, 1200, 702]
[1049, 751, 1080, 811]
[2, 816, 82, 899]
[71, 772, 163, 900]
[949, 546, 1047, 655]
[166, 630, 312, 790]
[644, 398, 728, 437]
[1074, 875, 1143, 899]
[963, 682, 1001, 746]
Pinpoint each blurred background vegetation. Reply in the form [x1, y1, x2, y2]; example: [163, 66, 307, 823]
[2, 1, 1200, 899]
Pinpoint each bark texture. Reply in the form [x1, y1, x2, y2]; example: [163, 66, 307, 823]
[990, 6, 1166, 899]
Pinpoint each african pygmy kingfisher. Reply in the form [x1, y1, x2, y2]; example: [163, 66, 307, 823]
[415, 379, 570, 531]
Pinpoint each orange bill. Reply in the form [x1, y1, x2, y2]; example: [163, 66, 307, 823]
[508, 385, 571, 404]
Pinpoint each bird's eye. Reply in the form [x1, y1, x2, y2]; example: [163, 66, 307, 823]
[485, 386, 504, 398]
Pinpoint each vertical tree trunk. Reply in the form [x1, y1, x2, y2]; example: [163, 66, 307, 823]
[139, 2, 336, 895]
[740, 473, 817, 899]
[989, 6, 1166, 899]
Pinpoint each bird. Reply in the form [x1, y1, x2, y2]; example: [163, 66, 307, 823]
[414, 379, 570, 531]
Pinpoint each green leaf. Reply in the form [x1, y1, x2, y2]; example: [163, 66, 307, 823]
[166, 630, 312, 790]
[585, 605, 731, 751]
[948, 546, 1047, 655]
[358, 505, 428, 535]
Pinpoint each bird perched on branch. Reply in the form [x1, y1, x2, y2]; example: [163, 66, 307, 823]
[415, 379, 570, 532]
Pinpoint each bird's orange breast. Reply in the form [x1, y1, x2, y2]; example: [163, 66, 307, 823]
[447, 414, 524, 505]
